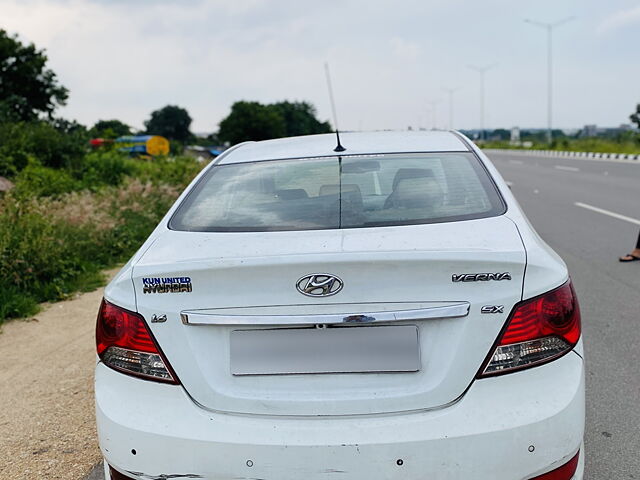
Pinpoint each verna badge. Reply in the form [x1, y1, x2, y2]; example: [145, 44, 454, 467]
[452, 272, 512, 282]
[296, 274, 343, 297]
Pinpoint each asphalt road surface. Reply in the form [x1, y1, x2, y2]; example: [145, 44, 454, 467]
[487, 151, 640, 479]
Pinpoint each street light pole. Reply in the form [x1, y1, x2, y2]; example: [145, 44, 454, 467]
[524, 17, 574, 144]
[467, 64, 496, 141]
[426, 100, 440, 129]
[442, 87, 460, 130]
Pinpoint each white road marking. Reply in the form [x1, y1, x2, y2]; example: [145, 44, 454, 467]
[555, 165, 580, 172]
[575, 202, 640, 226]
[509, 159, 524, 165]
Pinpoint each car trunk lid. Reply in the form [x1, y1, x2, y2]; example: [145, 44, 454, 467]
[132, 216, 525, 415]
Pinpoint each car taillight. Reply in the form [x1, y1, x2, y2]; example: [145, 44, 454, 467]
[479, 280, 581, 377]
[529, 450, 580, 479]
[96, 299, 178, 384]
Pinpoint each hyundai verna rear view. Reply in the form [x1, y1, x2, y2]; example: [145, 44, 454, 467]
[95, 131, 585, 480]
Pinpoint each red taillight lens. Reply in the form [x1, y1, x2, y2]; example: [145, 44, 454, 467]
[96, 299, 178, 384]
[480, 280, 581, 377]
[530, 450, 580, 479]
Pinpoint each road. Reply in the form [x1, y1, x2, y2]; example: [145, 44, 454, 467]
[0, 275, 111, 479]
[487, 151, 640, 479]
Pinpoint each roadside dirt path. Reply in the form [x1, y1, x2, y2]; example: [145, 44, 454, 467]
[0, 271, 117, 479]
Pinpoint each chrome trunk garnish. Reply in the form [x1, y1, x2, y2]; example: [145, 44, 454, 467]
[180, 302, 470, 326]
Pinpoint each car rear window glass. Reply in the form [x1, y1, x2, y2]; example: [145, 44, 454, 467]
[169, 153, 505, 232]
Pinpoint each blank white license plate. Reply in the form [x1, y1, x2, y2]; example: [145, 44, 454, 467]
[230, 325, 419, 375]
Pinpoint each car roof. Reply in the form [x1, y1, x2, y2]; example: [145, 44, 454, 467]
[218, 130, 470, 165]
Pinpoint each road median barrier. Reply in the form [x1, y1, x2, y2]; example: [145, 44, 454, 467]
[484, 148, 640, 162]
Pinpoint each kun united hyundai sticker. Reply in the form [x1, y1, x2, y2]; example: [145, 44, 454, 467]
[142, 276, 192, 294]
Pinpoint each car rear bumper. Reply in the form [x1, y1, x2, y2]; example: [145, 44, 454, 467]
[96, 350, 585, 480]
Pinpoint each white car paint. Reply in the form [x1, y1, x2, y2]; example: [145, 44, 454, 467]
[97, 131, 584, 480]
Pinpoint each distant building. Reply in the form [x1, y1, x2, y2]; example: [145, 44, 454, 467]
[580, 125, 598, 137]
[510, 127, 520, 145]
[577, 124, 638, 138]
[184, 145, 228, 163]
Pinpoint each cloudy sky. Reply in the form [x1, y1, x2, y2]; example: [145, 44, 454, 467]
[2, 0, 639, 133]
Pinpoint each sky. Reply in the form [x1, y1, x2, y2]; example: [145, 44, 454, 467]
[2, 0, 640, 133]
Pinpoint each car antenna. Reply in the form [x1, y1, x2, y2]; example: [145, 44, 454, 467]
[334, 130, 345, 152]
[324, 62, 346, 152]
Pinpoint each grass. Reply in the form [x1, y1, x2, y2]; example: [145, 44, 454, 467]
[483, 136, 640, 155]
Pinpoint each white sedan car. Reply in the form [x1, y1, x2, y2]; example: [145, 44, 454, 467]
[96, 131, 584, 480]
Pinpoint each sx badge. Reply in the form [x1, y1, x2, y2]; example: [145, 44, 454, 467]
[481, 305, 504, 314]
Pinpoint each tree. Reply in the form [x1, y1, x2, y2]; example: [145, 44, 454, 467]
[0, 121, 87, 176]
[488, 129, 510, 141]
[217, 100, 331, 144]
[272, 101, 332, 137]
[630, 104, 640, 130]
[144, 105, 192, 142]
[89, 119, 132, 139]
[218, 101, 286, 144]
[0, 29, 68, 121]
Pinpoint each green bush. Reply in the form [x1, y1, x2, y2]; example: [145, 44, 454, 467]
[12, 160, 79, 198]
[132, 155, 202, 187]
[7, 149, 202, 199]
[74, 151, 200, 191]
[78, 150, 136, 189]
[0, 196, 103, 304]
[0, 285, 39, 321]
[0, 121, 87, 176]
[0, 151, 27, 177]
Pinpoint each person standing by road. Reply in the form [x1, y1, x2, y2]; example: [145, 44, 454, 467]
[619, 230, 640, 262]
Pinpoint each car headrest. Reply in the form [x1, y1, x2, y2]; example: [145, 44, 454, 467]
[392, 168, 434, 191]
[393, 176, 444, 209]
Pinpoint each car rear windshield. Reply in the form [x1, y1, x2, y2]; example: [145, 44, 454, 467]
[169, 153, 506, 232]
